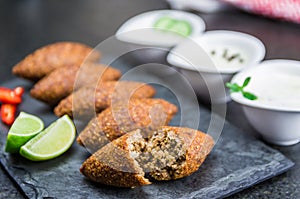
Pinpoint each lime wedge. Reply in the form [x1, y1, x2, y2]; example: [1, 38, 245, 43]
[20, 115, 76, 161]
[169, 20, 193, 37]
[5, 112, 44, 153]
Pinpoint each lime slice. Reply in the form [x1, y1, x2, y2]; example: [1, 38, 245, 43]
[20, 115, 76, 161]
[154, 16, 176, 30]
[5, 112, 44, 153]
[169, 20, 193, 37]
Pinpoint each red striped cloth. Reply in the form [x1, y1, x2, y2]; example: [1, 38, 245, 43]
[222, 0, 300, 23]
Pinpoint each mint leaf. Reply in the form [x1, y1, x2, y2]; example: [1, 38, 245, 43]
[242, 91, 258, 100]
[242, 77, 251, 88]
[226, 77, 258, 101]
[226, 83, 241, 93]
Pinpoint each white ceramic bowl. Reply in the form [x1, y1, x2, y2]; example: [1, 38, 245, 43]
[167, 30, 265, 103]
[116, 9, 205, 63]
[166, 0, 227, 13]
[230, 59, 300, 146]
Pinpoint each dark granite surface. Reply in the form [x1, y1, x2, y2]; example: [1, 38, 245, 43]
[1, 0, 300, 198]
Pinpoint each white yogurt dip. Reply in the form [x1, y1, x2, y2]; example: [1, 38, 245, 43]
[231, 59, 300, 111]
[248, 71, 300, 109]
[167, 30, 265, 74]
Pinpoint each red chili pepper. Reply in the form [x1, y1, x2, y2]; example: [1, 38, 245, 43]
[13, 87, 25, 97]
[0, 87, 22, 104]
[1, 104, 17, 125]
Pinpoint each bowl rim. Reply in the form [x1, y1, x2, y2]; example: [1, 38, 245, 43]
[230, 59, 300, 112]
[115, 9, 206, 47]
[167, 30, 266, 74]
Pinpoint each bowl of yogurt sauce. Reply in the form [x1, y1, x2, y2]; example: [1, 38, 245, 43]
[230, 59, 300, 146]
[167, 30, 265, 103]
[116, 9, 205, 64]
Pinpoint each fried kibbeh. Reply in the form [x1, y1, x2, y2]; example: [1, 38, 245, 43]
[77, 98, 178, 153]
[12, 42, 101, 81]
[30, 63, 121, 105]
[54, 81, 156, 117]
[80, 131, 151, 188]
[80, 126, 214, 187]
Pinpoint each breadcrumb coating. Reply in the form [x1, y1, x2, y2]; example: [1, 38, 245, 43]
[80, 126, 214, 187]
[77, 98, 178, 153]
[54, 81, 156, 117]
[30, 63, 121, 104]
[13, 42, 101, 81]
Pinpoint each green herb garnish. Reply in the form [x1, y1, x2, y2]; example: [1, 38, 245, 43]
[227, 53, 240, 62]
[226, 77, 258, 100]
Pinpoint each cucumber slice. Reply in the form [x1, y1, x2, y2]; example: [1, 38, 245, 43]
[169, 20, 193, 37]
[154, 16, 176, 30]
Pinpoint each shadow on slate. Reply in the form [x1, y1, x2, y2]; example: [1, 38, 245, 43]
[0, 59, 294, 199]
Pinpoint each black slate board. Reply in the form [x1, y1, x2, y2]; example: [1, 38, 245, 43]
[0, 60, 294, 199]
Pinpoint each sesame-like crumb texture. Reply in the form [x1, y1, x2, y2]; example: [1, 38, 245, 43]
[80, 126, 214, 187]
[12, 42, 101, 81]
[30, 63, 121, 104]
[77, 98, 178, 153]
[54, 81, 156, 117]
[80, 130, 151, 188]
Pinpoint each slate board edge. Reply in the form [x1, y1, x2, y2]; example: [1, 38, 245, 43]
[208, 154, 294, 199]
[0, 130, 295, 199]
[221, 160, 295, 199]
[0, 154, 30, 199]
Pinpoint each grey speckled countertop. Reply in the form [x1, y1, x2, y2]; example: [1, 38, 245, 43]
[1, 0, 300, 198]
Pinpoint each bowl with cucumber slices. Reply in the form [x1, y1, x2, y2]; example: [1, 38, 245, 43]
[116, 9, 205, 64]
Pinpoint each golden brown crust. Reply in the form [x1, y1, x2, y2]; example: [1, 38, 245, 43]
[12, 42, 101, 81]
[157, 126, 214, 180]
[77, 98, 178, 153]
[80, 132, 151, 188]
[30, 64, 121, 105]
[80, 126, 214, 187]
[54, 81, 156, 117]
